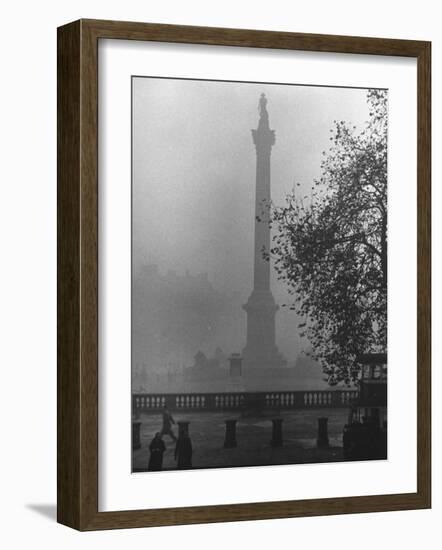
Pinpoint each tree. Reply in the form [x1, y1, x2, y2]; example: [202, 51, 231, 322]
[268, 90, 387, 385]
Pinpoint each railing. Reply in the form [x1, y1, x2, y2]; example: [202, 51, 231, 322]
[132, 390, 359, 413]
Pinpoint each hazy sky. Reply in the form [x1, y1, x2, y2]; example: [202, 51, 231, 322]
[132, 77, 371, 360]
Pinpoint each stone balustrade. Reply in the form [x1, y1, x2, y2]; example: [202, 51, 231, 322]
[132, 390, 359, 413]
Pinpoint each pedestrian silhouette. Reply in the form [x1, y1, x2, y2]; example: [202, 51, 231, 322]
[147, 432, 166, 471]
[160, 406, 177, 442]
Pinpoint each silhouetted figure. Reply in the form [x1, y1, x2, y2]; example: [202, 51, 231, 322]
[174, 434, 193, 469]
[147, 432, 166, 471]
[160, 406, 177, 442]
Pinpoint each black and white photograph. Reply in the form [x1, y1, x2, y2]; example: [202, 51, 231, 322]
[2, 0, 436, 544]
[131, 77, 388, 472]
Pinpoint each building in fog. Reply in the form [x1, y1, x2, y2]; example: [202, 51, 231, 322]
[132, 264, 243, 383]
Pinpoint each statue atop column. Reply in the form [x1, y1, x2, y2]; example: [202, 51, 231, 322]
[258, 93, 270, 127]
[259, 93, 268, 116]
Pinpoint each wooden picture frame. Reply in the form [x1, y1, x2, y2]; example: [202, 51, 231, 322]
[57, 19, 431, 530]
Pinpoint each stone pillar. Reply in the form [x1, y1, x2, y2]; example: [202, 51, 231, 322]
[270, 417, 283, 447]
[317, 417, 329, 448]
[132, 420, 141, 450]
[242, 94, 286, 370]
[229, 354, 242, 377]
[224, 419, 238, 448]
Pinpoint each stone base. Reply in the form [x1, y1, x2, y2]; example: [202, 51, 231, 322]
[242, 356, 287, 371]
[239, 367, 298, 391]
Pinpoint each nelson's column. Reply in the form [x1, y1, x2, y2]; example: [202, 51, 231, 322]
[242, 94, 286, 371]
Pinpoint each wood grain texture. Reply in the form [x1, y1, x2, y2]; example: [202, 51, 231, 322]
[416, 42, 431, 507]
[83, 18, 428, 56]
[57, 20, 81, 529]
[57, 19, 431, 531]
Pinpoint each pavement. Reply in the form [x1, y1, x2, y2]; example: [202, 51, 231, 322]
[133, 408, 349, 472]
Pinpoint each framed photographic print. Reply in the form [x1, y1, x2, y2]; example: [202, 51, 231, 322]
[57, 19, 431, 530]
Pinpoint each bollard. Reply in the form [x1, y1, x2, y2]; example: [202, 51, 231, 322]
[270, 418, 283, 447]
[317, 417, 329, 448]
[177, 421, 190, 438]
[132, 420, 141, 450]
[224, 419, 237, 448]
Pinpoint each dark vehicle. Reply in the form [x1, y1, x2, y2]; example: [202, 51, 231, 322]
[343, 353, 387, 460]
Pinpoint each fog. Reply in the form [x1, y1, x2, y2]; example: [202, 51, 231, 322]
[132, 77, 370, 372]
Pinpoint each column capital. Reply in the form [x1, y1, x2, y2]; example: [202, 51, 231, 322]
[251, 127, 276, 151]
